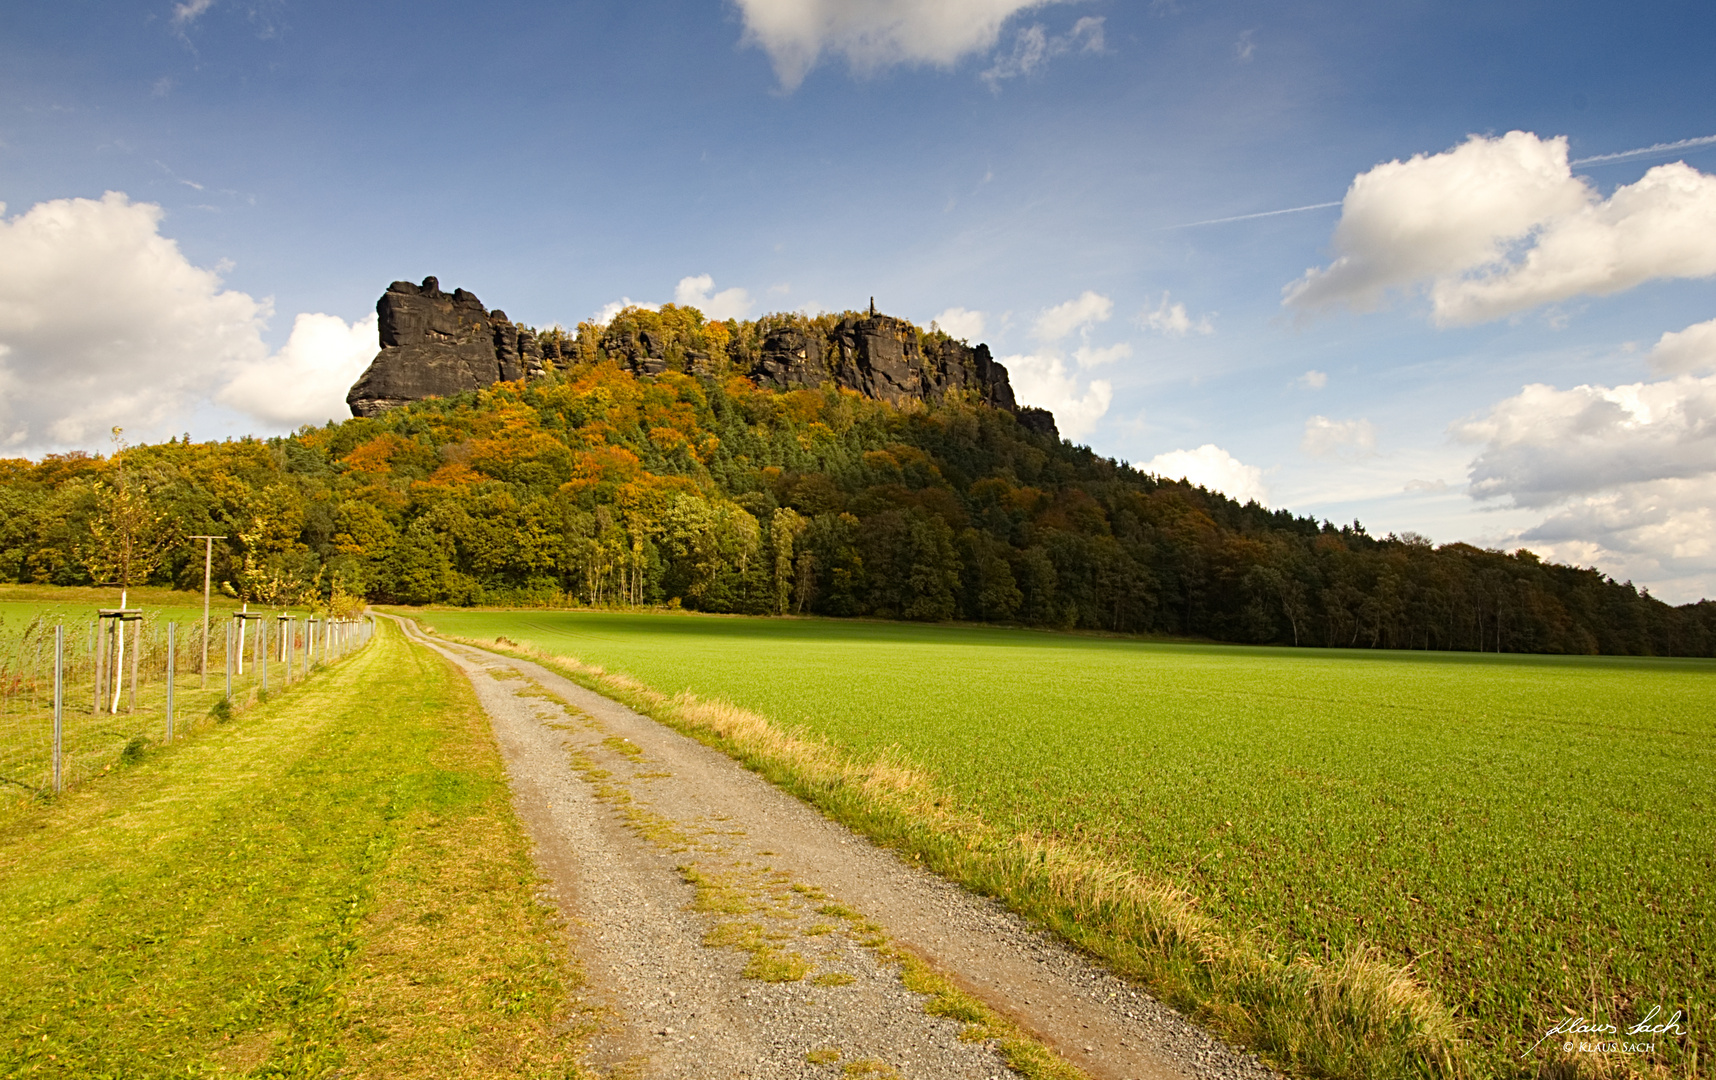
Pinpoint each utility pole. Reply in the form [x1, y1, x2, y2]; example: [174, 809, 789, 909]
[187, 535, 227, 688]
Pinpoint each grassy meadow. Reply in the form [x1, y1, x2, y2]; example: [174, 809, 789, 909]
[417, 608, 1714, 1078]
[0, 583, 243, 627]
[0, 616, 586, 1078]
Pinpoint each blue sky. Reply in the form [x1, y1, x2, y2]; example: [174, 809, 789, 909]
[3, 1, 1715, 599]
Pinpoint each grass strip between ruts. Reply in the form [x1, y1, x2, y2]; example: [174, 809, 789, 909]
[0, 618, 588, 1079]
[442, 630, 1477, 1080]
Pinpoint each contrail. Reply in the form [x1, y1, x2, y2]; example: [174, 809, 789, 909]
[1571, 134, 1716, 166]
[1163, 133, 1716, 233]
[1161, 201, 1342, 230]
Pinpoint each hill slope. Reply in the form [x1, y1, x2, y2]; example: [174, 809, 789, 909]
[2, 341, 1711, 655]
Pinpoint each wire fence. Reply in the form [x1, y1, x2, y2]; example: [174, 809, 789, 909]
[0, 609, 374, 810]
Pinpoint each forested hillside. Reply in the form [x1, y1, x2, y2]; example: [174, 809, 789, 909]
[4, 307, 1711, 655]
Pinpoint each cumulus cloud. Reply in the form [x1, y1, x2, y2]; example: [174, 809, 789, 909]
[1000, 290, 1129, 438]
[0, 192, 267, 450]
[1000, 353, 1111, 440]
[1297, 369, 1328, 389]
[1139, 292, 1213, 336]
[931, 306, 986, 341]
[980, 15, 1103, 88]
[1514, 477, 1716, 601]
[1455, 374, 1716, 508]
[0, 191, 377, 452]
[1145, 444, 1269, 505]
[734, 0, 1077, 90]
[219, 311, 378, 428]
[674, 274, 754, 321]
[1456, 369, 1716, 601]
[1032, 290, 1112, 341]
[1283, 131, 1716, 325]
[1649, 316, 1716, 375]
[1301, 415, 1377, 459]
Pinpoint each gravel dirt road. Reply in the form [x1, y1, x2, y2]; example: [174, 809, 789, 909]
[391, 615, 1278, 1080]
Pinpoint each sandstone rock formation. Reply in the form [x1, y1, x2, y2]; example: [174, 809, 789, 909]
[1015, 406, 1059, 442]
[346, 277, 546, 418]
[752, 310, 1016, 413]
[347, 280, 1057, 440]
[598, 324, 717, 377]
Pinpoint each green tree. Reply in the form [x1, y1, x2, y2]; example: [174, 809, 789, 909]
[770, 507, 806, 615]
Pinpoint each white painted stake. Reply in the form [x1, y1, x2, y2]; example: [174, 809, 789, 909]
[166, 623, 175, 743]
[53, 625, 63, 794]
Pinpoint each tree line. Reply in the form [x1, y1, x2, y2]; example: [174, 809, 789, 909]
[3, 320, 1711, 656]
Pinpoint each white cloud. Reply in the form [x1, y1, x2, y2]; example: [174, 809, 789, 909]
[1514, 477, 1716, 602]
[674, 274, 754, 321]
[1234, 29, 1255, 62]
[1649, 316, 1716, 375]
[1283, 131, 1716, 326]
[172, 0, 216, 26]
[1404, 478, 1448, 492]
[1145, 444, 1269, 505]
[999, 352, 1111, 439]
[931, 306, 986, 341]
[1031, 290, 1112, 341]
[0, 191, 382, 451]
[1456, 374, 1716, 508]
[1002, 290, 1128, 437]
[1297, 369, 1328, 389]
[1139, 292, 1213, 336]
[733, 0, 1077, 90]
[980, 15, 1104, 88]
[592, 298, 659, 327]
[1455, 371, 1716, 601]
[1073, 342, 1131, 368]
[218, 311, 377, 428]
[1301, 415, 1377, 459]
[0, 192, 270, 451]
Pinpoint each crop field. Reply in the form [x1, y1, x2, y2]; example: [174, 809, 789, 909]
[419, 608, 1714, 1077]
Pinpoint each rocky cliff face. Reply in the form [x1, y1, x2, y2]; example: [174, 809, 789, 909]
[347, 280, 1055, 439]
[750, 310, 1018, 413]
[347, 277, 548, 418]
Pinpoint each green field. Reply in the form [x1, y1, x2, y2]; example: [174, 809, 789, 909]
[0, 583, 244, 626]
[418, 608, 1714, 1078]
[0, 616, 584, 1077]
